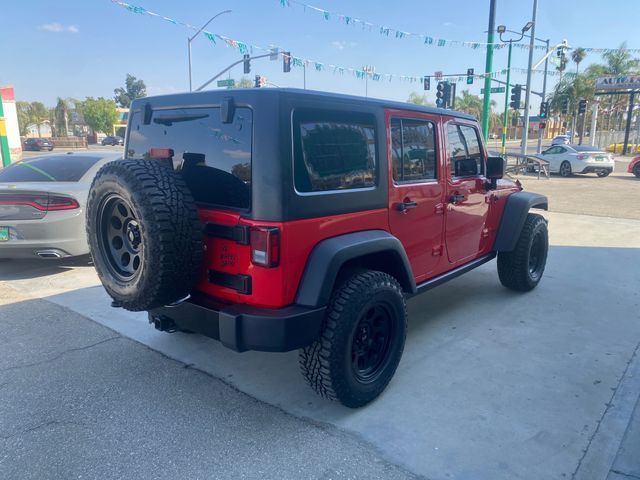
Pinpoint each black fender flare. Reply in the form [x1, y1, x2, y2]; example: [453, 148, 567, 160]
[493, 191, 548, 252]
[295, 230, 416, 308]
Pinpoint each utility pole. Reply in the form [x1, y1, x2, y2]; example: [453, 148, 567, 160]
[188, 10, 232, 92]
[481, 0, 497, 141]
[590, 100, 599, 146]
[0, 90, 10, 168]
[520, 0, 538, 156]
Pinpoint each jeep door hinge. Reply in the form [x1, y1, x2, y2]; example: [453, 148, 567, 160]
[432, 245, 443, 256]
[434, 203, 444, 215]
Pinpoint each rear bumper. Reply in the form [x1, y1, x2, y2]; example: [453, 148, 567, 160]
[579, 165, 613, 174]
[149, 296, 325, 353]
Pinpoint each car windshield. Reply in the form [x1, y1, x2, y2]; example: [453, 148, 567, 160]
[0, 155, 100, 182]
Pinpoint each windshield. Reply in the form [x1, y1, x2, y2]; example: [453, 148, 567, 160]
[0, 155, 100, 182]
[127, 106, 252, 211]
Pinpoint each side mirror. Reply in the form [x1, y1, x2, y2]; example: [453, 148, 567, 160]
[486, 156, 505, 180]
[454, 158, 478, 177]
[221, 96, 235, 124]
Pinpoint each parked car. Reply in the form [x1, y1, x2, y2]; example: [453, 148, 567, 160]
[540, 144, 614, 177]
[0, 151, 121, 259]
[628, 156, 640, 178]
[86, 89, 549, 408]
[551, 135, 570, 146]
[102, 135, 124, 146]
[22, 137, 54, 151]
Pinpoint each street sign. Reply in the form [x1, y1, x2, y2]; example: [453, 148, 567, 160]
[434, 71, 443, 81]
[217, 79, 235, 87]
[481, 87, 505, 94]
[596, 75, 640, 91]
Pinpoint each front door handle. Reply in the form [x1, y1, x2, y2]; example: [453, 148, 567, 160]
[396, 201, 418, 212]
[448, 194, 466, 204]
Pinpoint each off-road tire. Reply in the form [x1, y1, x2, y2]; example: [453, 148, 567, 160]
[559, 161, 572, 177]
[86, 159, 202, 311]
[497, 213, 548, 292]
[633, 163, 640, 178]
[299, 270, 407, 408]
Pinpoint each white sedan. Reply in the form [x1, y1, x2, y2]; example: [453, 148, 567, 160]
[540, 144, 615, 177]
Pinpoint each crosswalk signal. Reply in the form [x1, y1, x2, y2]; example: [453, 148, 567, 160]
[539, 101, 548, 119]
[243, 54, 251, 74]
[466, 68, 474, 85]
[283, 51, 291, 73]
[561, 98, 569, 114]
[443, 82, 453, 109]
[578, 99, 587, 114]
[423, 76, 431, 91]
[510, 84, 522, 110]
[436, 81, 445, 107]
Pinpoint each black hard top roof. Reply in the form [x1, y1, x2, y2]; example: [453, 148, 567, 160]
[134, 87, 476, 122]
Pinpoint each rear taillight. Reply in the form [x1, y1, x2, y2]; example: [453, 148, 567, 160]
[0, 194, 79, 211]
[577, 154, 587, 160]
[250, 227, 280, 268]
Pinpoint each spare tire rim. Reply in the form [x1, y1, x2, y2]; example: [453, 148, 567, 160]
[97, 194, 143, 281]
[351, 302, 394, 383]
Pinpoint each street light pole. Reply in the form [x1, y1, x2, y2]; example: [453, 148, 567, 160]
[188, 10, 232, 92]
[501, 40, 513, 155]
[536, 38, 550, 153]
[481, 0, 497, 141]
[520, 0, 538, 156]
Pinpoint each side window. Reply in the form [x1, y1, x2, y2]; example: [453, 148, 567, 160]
[391, 118, 437, 182]
[447, 123, 485, 177]
[556, 147, 567, 154]
[294, 112, 377, 193]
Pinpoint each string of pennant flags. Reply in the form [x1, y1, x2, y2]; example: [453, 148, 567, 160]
[278, 0, 640, 55]
[111, 0, 575, 86]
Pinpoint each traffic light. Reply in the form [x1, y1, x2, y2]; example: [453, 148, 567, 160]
[436, 81, 445, 107]
[243, 54, 251, 74]
[466, 68, 474, 85]
[510, 84, 522, 110]
[539, 122, 546, 129]
[423, 76, 431, 91]
[578, 99, 587, 114]
[283, 51, 291, 73]
[539, 101, 548, 119]
[255, 75, 261, 88]
[561, 98, 569, 114]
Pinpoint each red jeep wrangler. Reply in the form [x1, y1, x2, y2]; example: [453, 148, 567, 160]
[87, 89, 548, 407]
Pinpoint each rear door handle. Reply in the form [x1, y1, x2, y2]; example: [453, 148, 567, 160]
[396, 201, 418, 212]
[448, 194, 466, 203]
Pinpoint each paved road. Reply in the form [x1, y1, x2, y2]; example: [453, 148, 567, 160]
[1, 211, 639, 479]
[0, 283, 416, 480]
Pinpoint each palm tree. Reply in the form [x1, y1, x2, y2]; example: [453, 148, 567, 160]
[571, 47, 587, 74]
[455, 90, 484, 120]
[602, 42, 640, 75]
[407, 92, 433, 106]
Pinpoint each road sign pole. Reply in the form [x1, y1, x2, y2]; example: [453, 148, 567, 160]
[0, 92, 10, 168]
[520, 0, 538, 156]
[623, 91, 636, 155]
[481, 0, 497, 141]
[536, 38, 549, 154]
[501, 40, 513, 155]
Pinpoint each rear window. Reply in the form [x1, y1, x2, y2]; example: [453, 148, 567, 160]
[293, 110, 377, 193]
[0, 155, 99, 182]
[127, 107, 252, 211]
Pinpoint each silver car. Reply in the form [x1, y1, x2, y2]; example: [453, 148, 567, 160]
[540, 144, 615, 177]
[0, 151, 121, 259]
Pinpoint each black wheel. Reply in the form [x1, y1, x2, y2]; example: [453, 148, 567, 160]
[633, 163, 640, 178]
[497, 213, 548, 292]
[299, 270, 407, 408]
[596, 170, 610, 177]
[559, 161, 572, 177]
[86, 159, 202, 311]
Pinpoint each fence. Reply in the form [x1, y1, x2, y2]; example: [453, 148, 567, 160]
[593, 129, 640, 154]
[51, 137, 88, 149]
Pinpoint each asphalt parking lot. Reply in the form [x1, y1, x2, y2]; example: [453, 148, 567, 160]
[2, 148, 639, 480]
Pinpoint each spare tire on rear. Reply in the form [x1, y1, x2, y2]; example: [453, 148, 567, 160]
[86, 159, 202, 311]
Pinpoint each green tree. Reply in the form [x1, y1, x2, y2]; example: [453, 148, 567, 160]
[230, 77, 255, 89]
[82, 97, 119, 134]
[602, 42, 640, 75]
[29, 102, 49, 137]
[571, 47, 587, 74]
[54, 97, 70, 137]
[16, 101, 32, 136]
[407, 92, 432, 106]
[113, 74, 147, 108]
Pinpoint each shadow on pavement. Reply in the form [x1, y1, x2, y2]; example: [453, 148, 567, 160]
[0, 255, 93, 281]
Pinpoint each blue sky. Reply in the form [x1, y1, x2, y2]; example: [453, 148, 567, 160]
[2, 0, 639, 112]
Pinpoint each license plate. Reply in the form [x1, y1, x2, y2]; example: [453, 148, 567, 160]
[0, 227, 9, 242]
[595, 156, 605, 161]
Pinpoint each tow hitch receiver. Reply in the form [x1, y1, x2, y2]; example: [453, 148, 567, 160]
[150, 314, 177, 333]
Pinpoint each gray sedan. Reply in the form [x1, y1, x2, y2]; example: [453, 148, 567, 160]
[0, 151, 121, 259]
